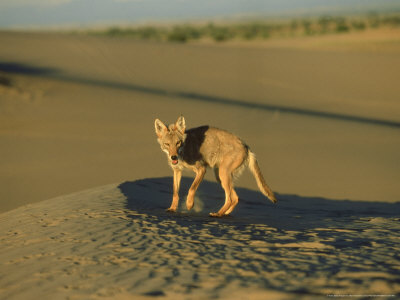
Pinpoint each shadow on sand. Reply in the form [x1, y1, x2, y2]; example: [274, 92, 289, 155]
[117, 177, 400, 296]
[119, 177, 400, 232]
[1, 61, 400, 129]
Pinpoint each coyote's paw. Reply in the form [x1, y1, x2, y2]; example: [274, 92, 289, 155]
[209, 212, 222, 218]
[166, 207, 177, 213]
[186, 197, 194, 211]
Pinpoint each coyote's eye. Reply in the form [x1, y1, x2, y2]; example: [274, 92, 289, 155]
[164, 143, 170, 147]
[176, 141, 182, 147]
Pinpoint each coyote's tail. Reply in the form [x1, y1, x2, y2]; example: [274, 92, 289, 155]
[248, 151, 277, 203]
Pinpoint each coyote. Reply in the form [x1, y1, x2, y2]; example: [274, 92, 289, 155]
[154, 116, 277, 217]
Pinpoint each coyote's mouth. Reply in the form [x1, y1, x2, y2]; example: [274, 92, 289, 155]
[171, 159, 179, 165]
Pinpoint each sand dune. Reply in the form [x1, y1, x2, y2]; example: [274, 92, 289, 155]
[1, 31, 400, 299]
[1, 32, 400, 213]
[0, 177, 399, 299]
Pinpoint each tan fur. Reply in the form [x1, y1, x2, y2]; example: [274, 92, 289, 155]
[248, 151, 277, 203]
[154, 116, 277, 217]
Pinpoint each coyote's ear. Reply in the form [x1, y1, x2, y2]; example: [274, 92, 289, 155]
[155, 119, 168, 138]
[175, 115, 185, 134]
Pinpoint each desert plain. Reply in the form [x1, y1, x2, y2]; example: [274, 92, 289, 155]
[0, 28, 399, 299]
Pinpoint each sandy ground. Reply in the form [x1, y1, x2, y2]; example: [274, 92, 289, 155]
[0, 31, 399, 212]
[0, 178, 399, 299]
[0, 30, 400, 299]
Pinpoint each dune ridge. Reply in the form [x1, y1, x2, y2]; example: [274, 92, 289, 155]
[0, 177, 399, 299]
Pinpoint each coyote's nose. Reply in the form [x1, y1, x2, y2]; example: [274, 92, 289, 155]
[171, 155, 178, 161]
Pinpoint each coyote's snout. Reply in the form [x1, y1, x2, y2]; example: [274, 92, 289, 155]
[155, 116, 277, 217]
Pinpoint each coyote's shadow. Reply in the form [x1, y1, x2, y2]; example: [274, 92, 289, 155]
[118, 177, 400, 231]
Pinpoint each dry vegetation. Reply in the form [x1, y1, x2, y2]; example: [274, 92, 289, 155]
[90, 13, 400, 43]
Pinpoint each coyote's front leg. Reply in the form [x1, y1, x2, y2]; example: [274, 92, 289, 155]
[168, 169, 182, 212]
[186, 166, 206, 211]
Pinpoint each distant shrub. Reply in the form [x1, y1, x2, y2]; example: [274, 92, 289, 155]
[106, 27, 123, 37]
[237, 23, 269, 40]
[209, 26, 232, 42]
[382, 15, 400, 27]
[302, 19, 314, 35]
[318, 16, 333, 33]
[167, 27, 188, 43]
[137, 27, 162, 40]
[367, 12, 381, 28]
[351, 20, 366, 31]
[290, 20, 299, 32]
[167, 25, 202, 43]
[242, 24, 259, 40]
[104, 26, 161, 40]
[334, 18, 350, 33]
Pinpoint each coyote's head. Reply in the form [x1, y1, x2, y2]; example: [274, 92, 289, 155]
[155, 116, 186, 166]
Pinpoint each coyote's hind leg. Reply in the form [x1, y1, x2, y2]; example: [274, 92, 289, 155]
[210, 167, 233, 217]
[224, 188, 239, 215]
[213, 167, 239, 215]
[210, 154, 245, 217]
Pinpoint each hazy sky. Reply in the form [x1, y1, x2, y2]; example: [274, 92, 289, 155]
[0, 0, 398, 28]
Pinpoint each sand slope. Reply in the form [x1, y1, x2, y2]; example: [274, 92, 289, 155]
[1, 32, 400, 212]
[1, 178, 399, 299]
